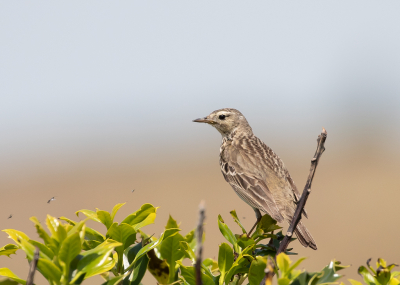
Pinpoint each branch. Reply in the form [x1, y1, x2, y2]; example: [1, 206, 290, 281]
[195, 200, 206, 285]
[277, 128, 328, 254]
[26, 247, 39, 285]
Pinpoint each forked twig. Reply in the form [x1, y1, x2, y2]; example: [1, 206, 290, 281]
[277, 128, 327, 254]
[259, 128, 327, 285]
[195, 200, 206, 285]
[26, 247, 39, 285]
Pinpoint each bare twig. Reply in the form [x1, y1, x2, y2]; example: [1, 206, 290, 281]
[195, 200, 206, 285]
[26, 247, 39, 285]
[277, 128, 327, 254]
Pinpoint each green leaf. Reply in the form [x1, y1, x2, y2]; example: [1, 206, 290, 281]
[203, 258, 218, 271]
[76, 252, 116, 279]
[277, 253, 291, 274]
[217, 215, 238, 252]
[257, 214, 281, 233]
[236, 235, 255, 249]
[147, 248, 170, 284]
[66, 220, 86, 243]
[377, 258, 387, 268]
[0, 268, 26, 285]
[184, 230, 196, 249]
[248, 256, 268, 285]
[18, 238, 52, 261]
[366, 259, 377, 275]
[0, 245, 19, 258]
[0, 278, 19, 285]
[224, 254, 253, 284]
[278, 277, 292, 285]
[106, 223, 136, 247]
[58, 216, 77, 226]
[306, 260, 348, 285]
[179, 241, 196, 263]
[349, 279, 365, 285]
[28, 240, 54, 260]
[107, 223, 136, 272]
[376, 269, 391, 285]
[70, 272, 86, 285]
[218, 243, 234, 285]
[97, 210, 113, 229]
[177, 261, 215, 285]
[358, 266, 377, 285]
[159, 232, 185, 283]
[230, 210, 247, 234]
[75, 209, 102, 223]
[83, 240, 102, 250]
[73, 240, 120, 281]
[59, 233, 82, 270]
[124, 242, 143, 265]
[123, 253, 149, 285]
[165, 215, 179, 229]
[390, 278, 400, 285]
[61, 217, 104, 242]
[46, 215, 67, 243]
[288, 257, 306, 276]
[121, 204, 158, 230]
[84, 227, 105, 243]
[125, 228, 180, 273]
[81, 239, 122, 257]
[178, 242, 216, 281]
[37, 258, 63, 285]
[30, 217, 52, 246]
[2, 229, 29, 243]
[111, 203, 126, 222]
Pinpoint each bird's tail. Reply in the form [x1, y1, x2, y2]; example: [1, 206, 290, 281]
[294, 221, 317, 250]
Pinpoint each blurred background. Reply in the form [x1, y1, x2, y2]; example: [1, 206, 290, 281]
[1, 1, 400, 284]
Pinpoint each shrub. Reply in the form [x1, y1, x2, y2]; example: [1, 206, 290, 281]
[0, 203, 399, 285]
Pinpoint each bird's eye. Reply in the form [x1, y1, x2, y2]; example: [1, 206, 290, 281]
[219, 114, 226, 120]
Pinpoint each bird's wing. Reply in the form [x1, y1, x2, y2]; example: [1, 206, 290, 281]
[245, 136, 308, 219]
[220, 148, 284, 222]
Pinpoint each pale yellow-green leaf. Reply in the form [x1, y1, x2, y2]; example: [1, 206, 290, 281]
[96, 209, 113, 229]
[58, 233, 81, 269]
[0, 244, 19, 258]
[277, 253, 291, 274]
[248, 256, 268, 285]
[46, 215, 67, 243]
[75, 209, 101, 223]
[2, 229, 29, 243]
[0, 268, 26, 285]
[349, 279, 364, 285]
[111, 203, 126, 221]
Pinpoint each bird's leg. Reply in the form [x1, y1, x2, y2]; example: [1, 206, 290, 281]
[247, 208, 262, 237]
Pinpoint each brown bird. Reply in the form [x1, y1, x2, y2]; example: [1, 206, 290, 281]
[193, 108, 317, 250]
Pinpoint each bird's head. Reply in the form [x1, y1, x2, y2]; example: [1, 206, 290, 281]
[193, 108, 252, 137]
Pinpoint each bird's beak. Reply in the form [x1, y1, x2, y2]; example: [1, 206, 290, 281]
[193, 117, 215, 124]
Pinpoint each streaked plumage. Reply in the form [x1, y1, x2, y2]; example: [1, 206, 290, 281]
[193, 108, 317, 250]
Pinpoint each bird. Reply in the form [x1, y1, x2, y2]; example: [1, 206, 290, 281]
[8, 214, 12, 219]
[193, 108, 317, 250]
[47, 197, 56, 204]
[131, 189, 135, 193]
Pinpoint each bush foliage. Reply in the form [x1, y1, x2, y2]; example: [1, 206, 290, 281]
[0, 203, 399, 285]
